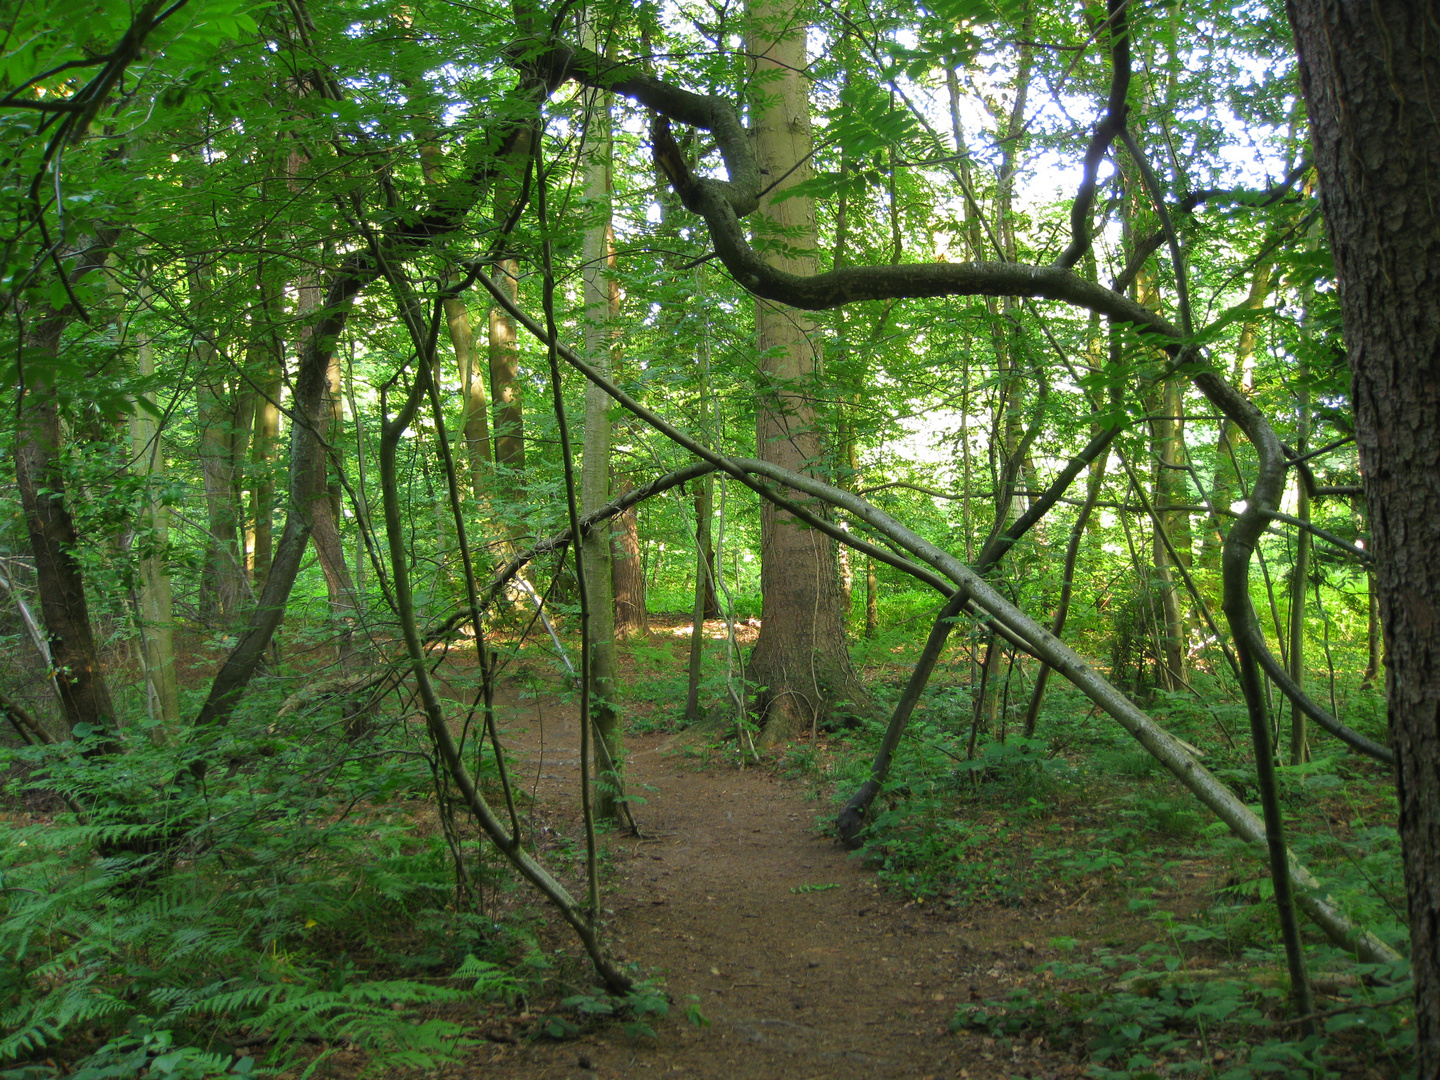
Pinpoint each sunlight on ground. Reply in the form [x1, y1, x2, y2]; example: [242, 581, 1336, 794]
[662, 618, 761, 645]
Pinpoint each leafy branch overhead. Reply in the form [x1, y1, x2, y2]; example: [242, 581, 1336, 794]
[2, 0, 1436, 1072]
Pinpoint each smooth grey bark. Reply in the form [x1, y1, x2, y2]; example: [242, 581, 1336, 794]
[127, 317, 181, 737]
[579, 55, 623, 821]
[744, 0, 864, 742]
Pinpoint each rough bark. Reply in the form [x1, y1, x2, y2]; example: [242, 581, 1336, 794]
[745, 0, 866, 743]
[1287, 0, 1440, 1063]
[14, 251, 119, 742]
[611, 476, 649, 637]
[15, 377, 117, 740]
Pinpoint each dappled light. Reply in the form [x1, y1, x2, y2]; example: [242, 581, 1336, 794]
[2, 0, 1435, 1075]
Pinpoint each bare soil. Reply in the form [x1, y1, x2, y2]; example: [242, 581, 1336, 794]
[459, 684, 1133, 1079]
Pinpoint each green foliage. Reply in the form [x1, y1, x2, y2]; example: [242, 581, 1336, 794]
[53, 1020, 252, 1080]
[0, 699, 516, 1076]
[952, 941, 1415, 1078]
[549, 979, 669, 1041]
[0, 0, 1425, 1072]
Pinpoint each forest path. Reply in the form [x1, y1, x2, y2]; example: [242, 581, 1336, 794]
[468, 689, 1091, 1080]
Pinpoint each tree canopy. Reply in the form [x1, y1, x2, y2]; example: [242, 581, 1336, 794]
[3, 0, 1437, 1072]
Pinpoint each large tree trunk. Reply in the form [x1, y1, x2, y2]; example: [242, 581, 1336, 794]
[287, 253, 363, 673]
[196, 274, 351, 731]
[611, 474, 649, 638]
[745, 0, 866, 744]
[489, 264, 526, 514]
[15, 317, 117, 739]
[1286, 1, 1440, 1066]
[419, 137, 494, 505]
[191, 262, 247, 623]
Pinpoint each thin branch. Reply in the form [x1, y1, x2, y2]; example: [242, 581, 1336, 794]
[1055, 0, 1132, 269]
[1261, 510, 1372, 563]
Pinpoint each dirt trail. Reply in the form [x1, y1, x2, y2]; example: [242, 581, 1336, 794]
[472, 698, 1090, 1080]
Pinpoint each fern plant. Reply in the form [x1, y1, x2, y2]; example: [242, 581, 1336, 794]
[0, 694, 519, 1078]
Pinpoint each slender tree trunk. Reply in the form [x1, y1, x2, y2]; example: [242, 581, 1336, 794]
[579, 56, 623, 820]
[189, 257, 245, 621]
[864, 557, 878, 639]
[490, 268, 525, 492]
[1287, 386, 1312, 764]
[127, 312, 180, 736]
[1023, 449, 1109, 734]
[746, 0, 866, 743]
[1287, 1, 1440, 1066]
[690, 481, 718, 618]
[1360, 565, 1380, 690]
[1203, 260, 1271, 595]
[288, 254, 363, 672]
[196, 361, 246, 620]
[1150, 379, 1188, 691]
[1287, 228, 1324, 761]
[450, 295, 492, 499]
[314, 348, 363, 670]
[196, 266, 368, 731]
[685, 265, 717, 719]
[990, 23, 1036, 526]
[608, 234, 648, 638]
[686, 473, 715, 725]
[419, 143, 494, 504]
[248, 265, 283, 589]
[488, 130, 533, 518]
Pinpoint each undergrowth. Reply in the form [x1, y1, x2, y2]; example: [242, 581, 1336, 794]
[0, 687, 526, 1079]
[828, 672, 1415, 1077]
